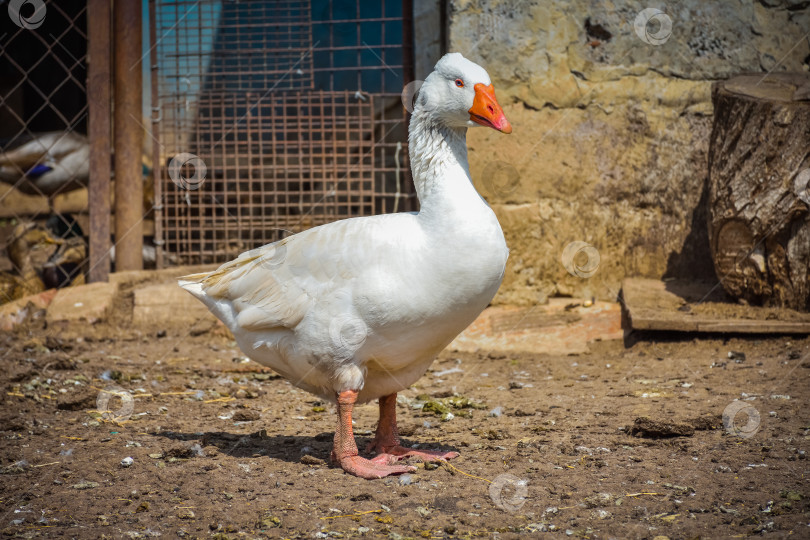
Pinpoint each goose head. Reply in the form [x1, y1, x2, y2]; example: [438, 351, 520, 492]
[416, 53, 512, 134]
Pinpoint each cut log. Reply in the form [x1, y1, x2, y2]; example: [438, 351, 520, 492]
[708, 73, 810, 311]
[621, 278, 810, 334]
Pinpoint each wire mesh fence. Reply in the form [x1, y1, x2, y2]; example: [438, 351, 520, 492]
[151, 0, 416, 267]
[0, 1, 90, 304]
[0, 0, 417, 303]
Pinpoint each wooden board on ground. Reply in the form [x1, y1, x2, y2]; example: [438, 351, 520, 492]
[450, 300, 623, 355]
[622, 277, 810, 334]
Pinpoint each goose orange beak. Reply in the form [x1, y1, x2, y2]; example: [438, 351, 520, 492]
[468, 83, 512, 134]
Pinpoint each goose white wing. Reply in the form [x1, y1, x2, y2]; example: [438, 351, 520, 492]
[178, 213, 415, 333]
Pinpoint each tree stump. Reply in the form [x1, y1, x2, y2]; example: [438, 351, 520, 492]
[708, 73, 810, 311]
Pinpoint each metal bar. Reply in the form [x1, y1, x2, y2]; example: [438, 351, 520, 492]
[369, 94, 376, 215]
[149, 0, 164, 269]
[402, 0, 416, 213]
[403, 0, 415, 86]
[310, 65, 406, 73]
[305, 2, 314, 91]
[87, 0, 112, 282]
[355, 0, 361, 91]
[313, 16, 403, 24]
[329, 1, 335, 91]
[113, 0, 144, 271]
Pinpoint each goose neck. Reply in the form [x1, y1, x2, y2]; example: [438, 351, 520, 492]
[408, 111, 480, 212]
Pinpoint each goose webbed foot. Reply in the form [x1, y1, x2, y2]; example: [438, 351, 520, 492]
[332, 389, 416, 479]
[365, 393, 460, 464]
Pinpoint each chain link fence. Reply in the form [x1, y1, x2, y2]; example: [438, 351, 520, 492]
[0, 1, 90, 304]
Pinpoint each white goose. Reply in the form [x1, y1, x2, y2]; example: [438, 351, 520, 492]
[179, 53, 512, 479]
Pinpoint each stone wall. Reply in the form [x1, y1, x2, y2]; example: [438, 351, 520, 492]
[447, 0, 810, 305]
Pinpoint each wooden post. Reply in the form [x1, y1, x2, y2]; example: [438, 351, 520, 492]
[87, 0, 112, 282]
[113, 0, 144, 271]
[708, 73, 810, 310]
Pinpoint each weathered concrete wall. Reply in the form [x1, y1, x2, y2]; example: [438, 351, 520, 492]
[448, 0, 810, 305]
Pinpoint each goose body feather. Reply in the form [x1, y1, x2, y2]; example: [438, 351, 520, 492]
[180, 52, 509, 405]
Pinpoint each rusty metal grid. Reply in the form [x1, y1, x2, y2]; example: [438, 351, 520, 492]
[0, 2, 90, 302]
[160, 91, 376, 259]
[152, 0, 416, 266]
[311, 0, 415, 218]
[153, 0, 314, 96]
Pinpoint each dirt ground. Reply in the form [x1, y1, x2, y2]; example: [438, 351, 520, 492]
[0, 316, 808, 539]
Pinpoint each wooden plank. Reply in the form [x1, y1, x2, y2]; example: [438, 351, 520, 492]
[0, 187, 88, 217]
[622, 278, 810, 334]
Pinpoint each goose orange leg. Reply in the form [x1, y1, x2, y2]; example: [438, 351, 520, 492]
[366, 393, 459, 464]
[331, 390, 416, 479]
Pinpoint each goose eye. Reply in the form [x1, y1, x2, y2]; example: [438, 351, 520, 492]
[454, 79, 464, 88]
